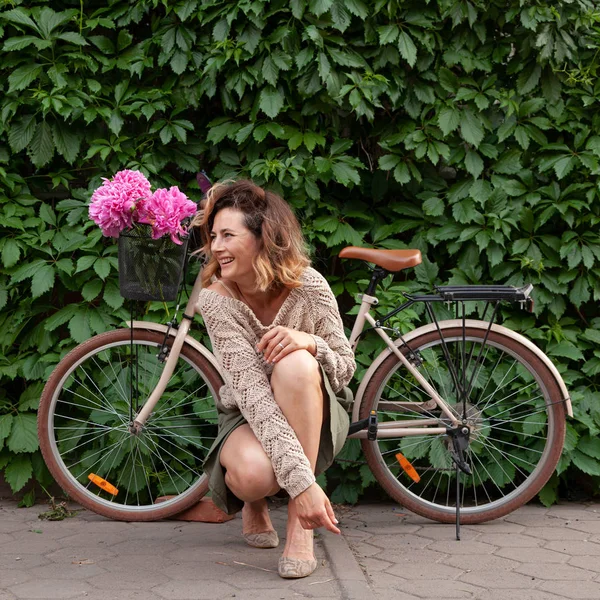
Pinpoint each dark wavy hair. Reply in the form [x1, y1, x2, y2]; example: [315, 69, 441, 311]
[191, 180, 310, 291]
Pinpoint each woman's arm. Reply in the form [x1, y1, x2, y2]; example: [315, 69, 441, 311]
[198, 290, 316, 499]
[306, 271, 356, 391]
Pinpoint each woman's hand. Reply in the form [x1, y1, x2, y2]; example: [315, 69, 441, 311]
[257, 326, 317, 363]
[293, 482, 340, 535]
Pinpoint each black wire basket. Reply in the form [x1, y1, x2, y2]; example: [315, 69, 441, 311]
[118, 226, 188, 301]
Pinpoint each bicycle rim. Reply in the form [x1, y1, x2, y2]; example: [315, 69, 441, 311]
[360, 327, 565, 524]
[38, 329, 222, 521]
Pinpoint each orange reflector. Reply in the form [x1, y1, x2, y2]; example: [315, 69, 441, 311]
[395, 453, 421, 483]
[88, 474, 119, 496]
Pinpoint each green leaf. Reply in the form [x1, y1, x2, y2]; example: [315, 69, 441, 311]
[76, 256, 98, 273]
[309, 0, 333, 17]
[538, 478, 558, 508]
[569, 276, 590, 306]
[7, 414, 38, 453]
[1, 8, 39, 32]
[29, 121, 55, 168]
[39, 203, 56, 226]
[82, 280, 103, 301]
[378, 24, 399, 45]
[19, 382, 43, 411]
[44, 305, 79, 331]
[459, 110, 484, 147]
[93, 258, 111, 280]
[379, 154, 401, 170]
[438, 106, 460, 136]
[8, 64, 42, 93]
[583, 329, 600, 344]
[31, 265, 55, 298]
[553, 156, 577, 180]
[422, 197, 444, 216]
[345, 0, 368, 18]
[572, 450, 600, 476]
[262, 55, 279, 86]
[398, 31, 417, 68]
[0, 414, 13, 446]
[11, 259, 47, 283]
[69, 310, 92, 344]
[259, 87, 284, 118]
[393, 162, 411, 184]
[52, 123, 81, 164]
[547, 342, 584, 361]
[4, 454, 33, 493]
[2, 239, 21, 268]
[57, 32, 88, 46]
[7, 115, 36, 153]
[464, 151, 484, 178]
[332, 161, 361, 186]
[103, 281, 124, 310]
[494, 150, 522, 175]
[578, 436, 600, 460]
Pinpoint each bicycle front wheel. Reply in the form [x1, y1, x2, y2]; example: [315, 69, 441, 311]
[360, 325, 566, 524]
[38, 328, 222, 521]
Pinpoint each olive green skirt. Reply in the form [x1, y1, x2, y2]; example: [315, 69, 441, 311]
[203, 365, 352, 515]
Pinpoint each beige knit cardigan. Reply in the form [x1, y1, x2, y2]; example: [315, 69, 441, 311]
[197, 267, 356, 499]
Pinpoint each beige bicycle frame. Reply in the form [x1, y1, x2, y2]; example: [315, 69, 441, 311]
[346, 293, 460, 439]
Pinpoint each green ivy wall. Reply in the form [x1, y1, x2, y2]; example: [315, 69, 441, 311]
[0, 0, 599, 506]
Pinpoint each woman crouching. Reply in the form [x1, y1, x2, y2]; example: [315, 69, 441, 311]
[194, 180, 356, 579]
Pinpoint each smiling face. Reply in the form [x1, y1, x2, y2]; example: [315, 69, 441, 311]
[210, 207, 261, 286]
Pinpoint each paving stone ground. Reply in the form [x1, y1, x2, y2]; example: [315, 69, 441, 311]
[333, 501, 600, 600]
[1, 498, 599, 600]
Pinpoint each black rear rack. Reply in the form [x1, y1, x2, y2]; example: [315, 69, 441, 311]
[434, 284, 533, 303]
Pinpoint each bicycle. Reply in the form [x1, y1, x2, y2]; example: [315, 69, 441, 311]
[37, 246, 571, 528]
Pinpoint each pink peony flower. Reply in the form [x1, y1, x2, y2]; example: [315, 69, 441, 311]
[89, 170, 152, 237]
[138, 186, 197, 244]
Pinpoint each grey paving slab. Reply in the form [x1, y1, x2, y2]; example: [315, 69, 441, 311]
[537, 579, 600, 599]
[514, 562, 597, 580]
[3, 497, 600, 598]
[8, 578, 93, 599]
[338, 502, 600, 598]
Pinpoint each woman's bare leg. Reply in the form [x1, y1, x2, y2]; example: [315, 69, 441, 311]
[220, 424, 279, 534]
[271, 350, 325, 561]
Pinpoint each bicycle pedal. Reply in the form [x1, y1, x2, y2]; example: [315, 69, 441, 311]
[367, 410, 378, 441]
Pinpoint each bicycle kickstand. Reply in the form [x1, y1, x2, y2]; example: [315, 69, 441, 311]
[446, 426, 472, 541]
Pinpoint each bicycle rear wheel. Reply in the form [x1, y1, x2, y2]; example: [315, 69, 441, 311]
[360, 325, 566, 524]
[38, 328, 222, 521]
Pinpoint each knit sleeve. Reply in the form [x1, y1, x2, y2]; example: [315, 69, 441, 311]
[197, 290, 316, 498]
[305, 271, 356, 392]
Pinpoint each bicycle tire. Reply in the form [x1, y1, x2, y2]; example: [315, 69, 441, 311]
[359, 325, 566, 524]
[38, 328, 223, 521]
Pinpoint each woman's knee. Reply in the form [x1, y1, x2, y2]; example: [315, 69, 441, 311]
[223, 450, 277, 499]
[271, 350, 320, 391]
